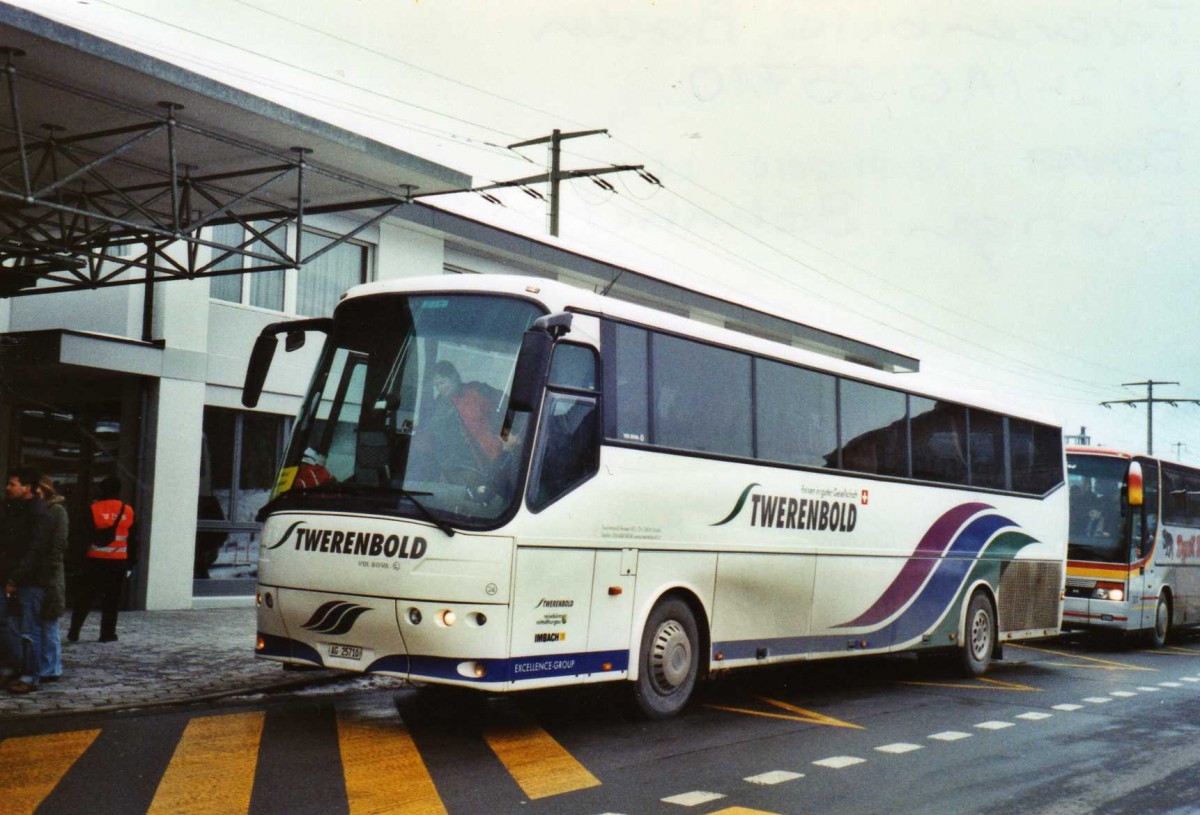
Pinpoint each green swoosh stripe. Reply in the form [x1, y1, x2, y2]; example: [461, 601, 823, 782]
[712, 483, 761, 526]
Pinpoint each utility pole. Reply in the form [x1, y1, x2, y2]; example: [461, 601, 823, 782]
[1101, 380, 1200, 455]
[503, 129, 646, 236]
[1172, 442, 1188, 461]
[417, 129, 657, 237]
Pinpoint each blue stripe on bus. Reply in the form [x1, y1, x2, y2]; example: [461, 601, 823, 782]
[405, 650, 631, 683]
[257, 633, 629, 684]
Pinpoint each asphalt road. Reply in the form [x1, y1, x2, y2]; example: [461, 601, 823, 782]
[3, 631, 1199, 815]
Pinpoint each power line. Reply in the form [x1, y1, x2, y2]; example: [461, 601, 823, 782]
[1101, 381, 1200, 455]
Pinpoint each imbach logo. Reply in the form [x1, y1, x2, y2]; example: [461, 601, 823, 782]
[712, 483, 859, 532]
[266, 521, 427, 560]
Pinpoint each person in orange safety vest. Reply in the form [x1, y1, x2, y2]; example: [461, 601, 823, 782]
[67, 476, 135, 643]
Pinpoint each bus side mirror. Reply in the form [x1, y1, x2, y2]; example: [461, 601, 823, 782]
[242, 333, 278, 408]
[502, 313, 572, 437]
[242, 317, 333, 408]
[507, 331, 553, 414]
[1127, 461, 1144, 507]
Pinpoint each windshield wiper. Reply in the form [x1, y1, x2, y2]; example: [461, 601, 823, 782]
[263, 480, 455, 536]
[395, 488, 456, 537]
[314, 482, 456, 536]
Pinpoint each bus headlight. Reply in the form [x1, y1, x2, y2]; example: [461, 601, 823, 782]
[1092, 583, 1125, 602]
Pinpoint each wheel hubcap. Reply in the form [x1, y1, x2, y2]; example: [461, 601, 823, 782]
[650, 620, 692, 693]
[969, 609, 990, 659]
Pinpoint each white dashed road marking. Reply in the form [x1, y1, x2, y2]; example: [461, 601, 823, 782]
[662, 791, 726, 807]
[975, 721, 1015, 731]
[745, 770, 804, 785]
[929, 731, 972, 741]
[652, 669, 1199, 813]
[813, 756, 866, 769]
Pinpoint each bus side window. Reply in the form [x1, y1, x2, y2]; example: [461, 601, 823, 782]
[529, 344, 600, 511]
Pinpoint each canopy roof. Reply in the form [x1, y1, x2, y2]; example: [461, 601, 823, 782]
[0, 3, 470, 296]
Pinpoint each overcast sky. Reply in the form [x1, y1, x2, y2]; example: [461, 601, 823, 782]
[18, 0, 1200, 460]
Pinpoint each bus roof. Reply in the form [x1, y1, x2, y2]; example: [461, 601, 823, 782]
[342, 274, 1062, 427]
[1066, 446, 1133, 459]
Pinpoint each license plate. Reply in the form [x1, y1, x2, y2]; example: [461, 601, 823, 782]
[328, 644, 363, 660]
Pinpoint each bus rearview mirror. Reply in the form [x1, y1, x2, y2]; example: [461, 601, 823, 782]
[507, 330, 553, 414]
[242, 333, 278, 408]
[1127, 461, 1144, 507]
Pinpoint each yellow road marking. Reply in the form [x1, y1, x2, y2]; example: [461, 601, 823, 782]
[484, 721, 601, 800]
[1138, 645, 1200, 656]
[709, 808, 785, 815]
[0, 729, 99, 815]
[148, 711, 264, 815]
[1007, 643, 1157, 672]
[705, 695, 863, 729]
[898, 676, 1041, 691]
[338, 707, 447, 815]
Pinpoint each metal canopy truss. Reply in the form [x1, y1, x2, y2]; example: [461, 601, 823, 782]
[0, 4, 470, 297]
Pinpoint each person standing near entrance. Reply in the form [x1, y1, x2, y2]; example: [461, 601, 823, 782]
[0, 466, 53, 694]
[68, 476, 135, 643]
[37, 476, 68, 682]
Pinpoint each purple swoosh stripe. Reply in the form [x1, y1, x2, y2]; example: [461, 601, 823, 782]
[834, 501, 992, 629]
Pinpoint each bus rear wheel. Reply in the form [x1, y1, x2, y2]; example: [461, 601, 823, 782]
[632, 597, 700, 720]
[959, 591, 995, 677]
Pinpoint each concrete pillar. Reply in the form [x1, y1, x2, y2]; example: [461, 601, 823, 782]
[138, 267, 210, 610]
[141, 376, 205, 609]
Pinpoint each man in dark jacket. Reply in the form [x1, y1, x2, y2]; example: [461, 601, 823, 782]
[0, 466, 52, 694]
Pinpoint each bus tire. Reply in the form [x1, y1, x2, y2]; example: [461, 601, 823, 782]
[632, 597, 700, 720]
[1150, 595, 1171, 649]
[959, 591, 995, 677]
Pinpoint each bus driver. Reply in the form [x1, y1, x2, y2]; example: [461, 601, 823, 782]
[418, 361, 504, 481]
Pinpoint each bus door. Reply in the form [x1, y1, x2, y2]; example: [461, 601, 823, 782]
[1128, 459, 1158, 629]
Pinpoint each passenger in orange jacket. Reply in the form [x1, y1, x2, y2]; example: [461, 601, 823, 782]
[430, 361, 503, 466]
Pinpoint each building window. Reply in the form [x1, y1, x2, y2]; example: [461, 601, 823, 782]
[208, 222, 368, 315]
[209, 222, 244, 303]
[195, 407, 287, 590]
[296, 231, 368, 316]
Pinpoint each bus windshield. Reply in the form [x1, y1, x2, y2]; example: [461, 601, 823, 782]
[1067, 454, 1129, 563]
[271, 292, 543, 527]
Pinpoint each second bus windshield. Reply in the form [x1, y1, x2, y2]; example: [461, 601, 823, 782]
[1067, 454, 1129, 563]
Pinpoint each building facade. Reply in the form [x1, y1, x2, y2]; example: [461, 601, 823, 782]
[0, 201, 915, 611]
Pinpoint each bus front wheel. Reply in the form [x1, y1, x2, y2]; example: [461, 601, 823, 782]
[1150, 596, 1171, 649]
[632, 597, 700, 720]
[959, 591, 995, 677]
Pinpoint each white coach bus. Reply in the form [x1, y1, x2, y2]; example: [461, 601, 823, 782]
[1064, 447, 1200, 646]
[243, 274, 1067, 718]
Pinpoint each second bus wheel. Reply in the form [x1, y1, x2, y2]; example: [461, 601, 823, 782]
[1150, 595, 1171, 648]
[632, 597, 700, 720]
[959, 591, 996, 677]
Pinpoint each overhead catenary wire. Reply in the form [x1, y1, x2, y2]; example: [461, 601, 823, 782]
[65, 2, 1166, 416]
